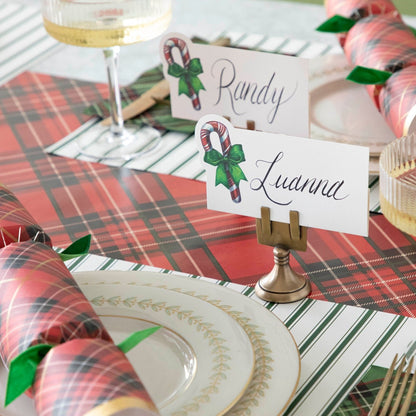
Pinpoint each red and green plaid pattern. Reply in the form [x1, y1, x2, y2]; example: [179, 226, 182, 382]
[1, 71, 416, 316]
[345, 15, 416, 70]
[379, 65, 416, 138]
[0, 240, 112, 366]
[344, 15, 416, 107]
[334, 364, 416, 414]
[325, 0, 399, 46]
[33, 338, 159, 416]
[0, 184, 51, 248]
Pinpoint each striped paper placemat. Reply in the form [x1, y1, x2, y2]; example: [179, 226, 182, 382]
[0, 1, 61, 85]
[65, 251, 414, 416]
[46, 31, 382, 212]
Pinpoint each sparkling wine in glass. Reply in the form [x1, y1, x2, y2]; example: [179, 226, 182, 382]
[42, 0, 172, 160]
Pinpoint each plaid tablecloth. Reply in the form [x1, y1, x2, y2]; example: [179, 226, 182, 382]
[45, 32, 383, 213]
[0, 69, 415, 316]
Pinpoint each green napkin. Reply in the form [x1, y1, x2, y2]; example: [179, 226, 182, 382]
[334, 365, 416, 415]
[84, 64, 196, 134]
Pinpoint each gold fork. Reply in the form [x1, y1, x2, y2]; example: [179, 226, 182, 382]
[369, 354, 416, 416]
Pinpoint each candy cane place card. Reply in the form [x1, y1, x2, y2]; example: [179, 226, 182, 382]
[160, 32, 309, 137]
[195, 115, 370, 237]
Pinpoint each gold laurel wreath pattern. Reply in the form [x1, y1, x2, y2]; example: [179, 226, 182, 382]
[90, 293, 231, 416]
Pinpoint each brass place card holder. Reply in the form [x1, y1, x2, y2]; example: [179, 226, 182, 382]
[223, 118, 311, 302]
[255, 206, 311, 303]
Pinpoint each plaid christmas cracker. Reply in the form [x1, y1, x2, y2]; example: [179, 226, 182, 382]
[345, 15, 416, 71]
[334, 364, 416, 414]
[380, 65, 416, 138]
[344, 15, 416, 108]
[324, 0, 399, 46]
[345, 14, 416, 109]
[0, 184, 51, 248]
[32, 338, 159, 416]
[0, 240, 112, 368]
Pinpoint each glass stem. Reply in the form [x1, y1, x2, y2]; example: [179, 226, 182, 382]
[103, 46, 124, 138]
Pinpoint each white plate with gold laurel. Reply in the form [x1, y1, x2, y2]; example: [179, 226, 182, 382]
[74, 270, 301, 416]
[0, 285, 254, 416]
[309, 54, 396, 174]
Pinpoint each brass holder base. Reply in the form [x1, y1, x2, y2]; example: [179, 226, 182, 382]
[255, 246, 311, 303]
[255, 207, 311, 303]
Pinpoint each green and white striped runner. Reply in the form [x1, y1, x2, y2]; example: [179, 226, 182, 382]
[0, 1, 61, 85]
[46, 31, 382, 212]
[66, 252, 413, 415]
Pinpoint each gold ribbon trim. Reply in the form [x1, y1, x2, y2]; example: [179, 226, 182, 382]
[84, 396, 159, 416]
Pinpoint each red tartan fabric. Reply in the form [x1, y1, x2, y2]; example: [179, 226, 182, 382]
[325, 0, 399, 46]
[33, 338, 159, 416]
[1, 72, 416, 318]
[0, 241, 112, 366]
[379, 65, 416, 137]
[344, 15, 416, 108]
[345, 15, 416, 69]
[0, 184, 51, 248]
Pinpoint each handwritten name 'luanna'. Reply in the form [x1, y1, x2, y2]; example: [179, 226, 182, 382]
[250, 152, 349, 205]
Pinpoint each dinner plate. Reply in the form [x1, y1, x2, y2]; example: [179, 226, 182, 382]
[75, 270, 301, 416]
[309, 54, 395, 173]
[0, 285, 254, 416]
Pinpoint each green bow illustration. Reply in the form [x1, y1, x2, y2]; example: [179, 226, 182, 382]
[204, 144, 247, 188]
[168, 58, 205, 98]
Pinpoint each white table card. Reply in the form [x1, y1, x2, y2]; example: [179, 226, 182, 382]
[195, 115, 369, 236]
[160, 33, 309, 137]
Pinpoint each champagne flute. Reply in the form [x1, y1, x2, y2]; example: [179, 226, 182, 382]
[41, 0, 172, 161]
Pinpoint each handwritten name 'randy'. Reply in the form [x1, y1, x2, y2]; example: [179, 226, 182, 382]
[250, 152, 349, 205]
[211, 59, 297, 124]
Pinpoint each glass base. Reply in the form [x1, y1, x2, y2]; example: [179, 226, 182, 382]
[75, 125, 162, 161]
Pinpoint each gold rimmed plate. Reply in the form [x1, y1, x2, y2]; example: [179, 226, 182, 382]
[75, 270, 301, 416]
[0, 285, 255, 416]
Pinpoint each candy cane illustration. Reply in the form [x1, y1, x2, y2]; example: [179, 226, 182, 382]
[163, 37, 205, 110]
[200, 121, 247, 203]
